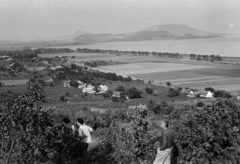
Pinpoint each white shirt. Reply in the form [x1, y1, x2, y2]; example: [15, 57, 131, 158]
[79, 124, 93, 143]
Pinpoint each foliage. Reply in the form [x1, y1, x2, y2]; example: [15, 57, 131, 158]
[102, 90, 113, 98]
[110, 106, 156, 164]
[0, 82, 85, 164]
[59, 95, 65, 101]
[145, 87, 153, 94]
[166, 81, 171, 86]
[148, 101, 175, 115]
[115, 85, 125, 92]
[127, 87, 141, 99]
[69, 80, 79, 88]
[205, 87, 215, 93]
[169, 99, 240, 164]
[168, 88, 180, 97]
[214, 90, 232, 98]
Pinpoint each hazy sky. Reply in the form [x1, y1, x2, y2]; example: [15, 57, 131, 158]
[0, 0, 240, 40]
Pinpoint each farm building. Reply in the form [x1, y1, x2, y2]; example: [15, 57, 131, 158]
[63, 80, 71, 87]
[98, 84, 108, 94]
[181, 89, 196, 97]
[82, 84, 95, 94]
[112, 91, 129, 100]
[78, 83, 87, 89]
[77, 80, 84, 85]
[197, 91, 213, 98]
[42, 61, 49, 65]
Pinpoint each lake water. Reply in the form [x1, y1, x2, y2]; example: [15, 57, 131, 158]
[50, 35, 240, 57]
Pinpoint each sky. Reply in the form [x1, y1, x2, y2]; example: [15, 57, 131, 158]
[0, 0, 240, 40]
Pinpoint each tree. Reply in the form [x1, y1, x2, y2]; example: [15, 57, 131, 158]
[214, 90, 232, 98]
[71, 63, 77, 70]
[168, 88, 180, 97]
[127, 87, 141, 99]
[205, 87, 215, 93]
[166, 81, 171, 86]
[115, 85, 125, 92]
[145, 87, 153, 94]
[60, 95, 65, 101]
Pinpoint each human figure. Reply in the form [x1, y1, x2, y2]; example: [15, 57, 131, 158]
[76, 118, 93, 164]
[153, 120, 174, 164]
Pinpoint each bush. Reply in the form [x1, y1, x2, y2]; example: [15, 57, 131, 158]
[169, 99, 240, 163]
[65, 92, 70, 97]
[214, 90, 232, 98]
[196, 101, 205, 108]
[168, 88, 180, 97]
[166, 81, 171, 86]
[205, 87, 215, 93]
[49, 82, 54, 87]
[145, 87, 153, 94]
[60, 95, 65, 101]
[69, 80, 79, 88]
[109, 106, 156, 163]
[115, 85, 125, 92]
[102, 90, 113, 98]
[127, 87, 141, 99]
[111, 96, 119, 102]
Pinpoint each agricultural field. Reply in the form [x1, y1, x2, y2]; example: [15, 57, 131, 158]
[38, 52, 240, 94]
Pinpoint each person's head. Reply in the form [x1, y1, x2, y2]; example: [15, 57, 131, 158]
[160, 120, 169, 129]
[62, 117, 70, 125]
[77, 118, 84, 126]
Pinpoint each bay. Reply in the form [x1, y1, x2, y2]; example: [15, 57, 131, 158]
[49, 35, 240, 57]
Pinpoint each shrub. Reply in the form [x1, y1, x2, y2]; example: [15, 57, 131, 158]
[111, 96, 119, 102]
[49, 82, 54, 87]
[196, 101, 205, 108]
[115, 85, 125, 92]
[166, 81, 171, 86]
[110, 106, 156, 163]
[69, 80, 79, 88]
[168, 88, 180, 97]
[60, 95, 65, 101]
[205, 87, 215, 93]
[169, 99, 240, 163]
[214, 90, 232, 98]
[127, 87, 141, 99]
[65, 92, 70, 97]
[102, 90, 113, 98]
[145, 87, 153, 94]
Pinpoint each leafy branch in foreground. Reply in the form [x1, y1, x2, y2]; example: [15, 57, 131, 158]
[169, 99, 240, 164]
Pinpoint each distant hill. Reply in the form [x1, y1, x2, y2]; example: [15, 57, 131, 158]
[0, 24, 222, 48]
[73, 24, 220, 43]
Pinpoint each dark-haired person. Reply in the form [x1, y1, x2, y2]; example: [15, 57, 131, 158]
[62, 117, 70, 125]
[153, 120, 174, 164]
[77, 118, 93, 164]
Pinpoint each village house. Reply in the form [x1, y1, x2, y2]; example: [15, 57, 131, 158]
[197, 91, 214, 98]
[98, 84, 108, 94]
[82, 84, 95, 94]
[112, 91, 129, 100]
[63, 80, 71, 87]
[181, 88, 196, 97]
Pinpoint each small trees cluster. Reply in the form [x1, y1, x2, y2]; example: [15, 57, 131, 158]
[168, 88, 180, 97]
[145, 87, 153, 94]
[127, 87, 141, 99]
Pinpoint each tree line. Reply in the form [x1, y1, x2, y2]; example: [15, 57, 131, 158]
[76, 48, 182, 58]
[190, 54, 222, 62]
